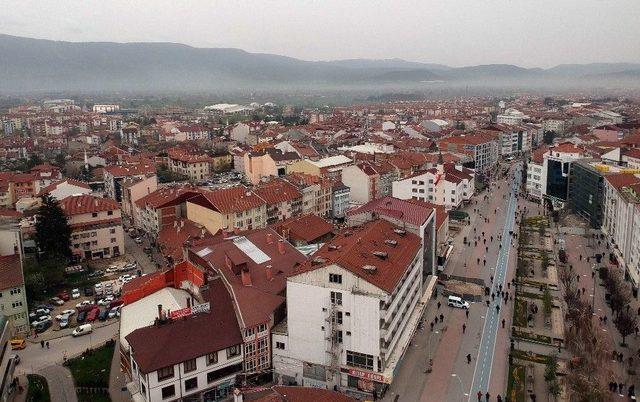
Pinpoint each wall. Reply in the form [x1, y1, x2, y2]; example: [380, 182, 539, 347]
[186, 202, 225, 235]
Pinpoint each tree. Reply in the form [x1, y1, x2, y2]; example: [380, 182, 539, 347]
[614, 310, 636, 346]
[543, 130, 557, 145]
[35, 194, 72, 259]
[545, 354, 561, 400]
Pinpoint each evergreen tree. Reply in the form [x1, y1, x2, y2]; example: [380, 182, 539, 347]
[35, 194, 72, 259]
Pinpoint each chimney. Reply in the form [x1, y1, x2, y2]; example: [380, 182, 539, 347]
[157, 304, 163, 321]
[266, 232, 273, 244]
[266, 265, 273, 281]
[278, 240, 286, 255]
[241, 266, 252, 286]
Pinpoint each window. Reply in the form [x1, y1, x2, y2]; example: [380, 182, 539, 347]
[184, 377, 198, 392]
[110, 228, 116, 234]
[334, 330, 343, 343]
[258, 323, 267, 333]
[111, 238, 116, 243]
[207, 352, 218, 366]
[346, 350, 374, 370]
[275, 342, 285, 350]
[330, 291, 342, 306]
[161, 385, 175, 399]
[183, 358, 196, 373]
[227, 345, 240, 358]
[244, 328, 255, 338]
[207, 362, 243, 384]
[329, 273, 342, 284]
[107, 210, 113, 216]
[92, 212, 98, 218]
[335, 311, 343, 325]
[157, 366, 174, 381]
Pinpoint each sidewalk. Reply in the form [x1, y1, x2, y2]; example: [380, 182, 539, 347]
[109, 337, 131, 402]
[38, 365, 77, 402]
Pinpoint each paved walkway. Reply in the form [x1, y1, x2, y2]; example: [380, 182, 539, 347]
[38, 365, 77, 402]
[109, 338, 130, 402]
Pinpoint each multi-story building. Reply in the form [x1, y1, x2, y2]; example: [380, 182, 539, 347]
[438, 133, 499, 173]
[526, 143, 585, 206]
[272, 220, 423, 398]
[496, 108, 527, 126]
[244, 148, 300, 185]
[59, 194, 124, 260]
[189, 228, 307, 376]
[133, 186, 201, 239]
[253, 178, 303, 225]
[38, 178, 92, 201]
[283, 173, 333, 218]
[331, 181, 351, 220]
[0, 314, 20, 399]
[567, 159, 607, 229]
[104, 164, 157, 202]
[121, 174, 158, 219]
[186, 186, 267, 234]
[483, 124, 531, 157]
[341, 162, 398, 205]
[602, 173, 640, 289]
[0, 254, 29, 334]
[167, 149, 212, 183]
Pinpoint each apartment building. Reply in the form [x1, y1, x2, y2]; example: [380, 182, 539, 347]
[331, 181, 351, 219]
[126, 278, 243, 402]
[189, 229, 307, 375]
[526, 143, 585, 205]
[186, 186, 267, 234]
[133, 186, 201, 239]
[438, 133, 498, 173]
[483, 124, 531, 157]
[167, 149, 212, 182]
[272, 220, 423, 398]
[253, 178, 303, 225]
[244, 148, 300, 185]
[0, 254, 29, 334]
[602, 173, 640, 289]
[59, 194, 124, 260]
[104, 164, 157, 202]
[341, 162, 398, 205]
[283, 173, 333, 218]
[38, 178, 92, 200]
[496, 108, 527, 126]
[121, 174, 158, 219]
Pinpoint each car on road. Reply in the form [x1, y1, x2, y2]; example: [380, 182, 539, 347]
[108, 306, 121, 319]
[76, 311, 88, 323]
[134, 237, 143, 244]
[76, 300, 94, 309]
[87, 308, 100, 322]
[447, 295, 470, 309]
[98, 310, 109, 321]
[50, 297, 65, 306]
[72, 324, 92, 337]
[71, 288, 81, 299]
[10, 339, 26, 350]
[55, 309, 76, 320]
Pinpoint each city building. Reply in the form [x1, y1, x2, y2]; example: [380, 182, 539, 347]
[244, 148, 300, 185]
[0, 254, 29, 334]
[438, 133, 498, 173]
[331, 182, 351, 220]
[567, 159, 607, 229]
[283, 173, 333, 218]
[253, 178, 303, 225]
[133, 186, 201, 238]
[59, 194, 124, 260]
[167, 149, 212, 182]
[272, 220, 424, 398]
[341, 162, 398, 205]
[496, 108, 527, 126]
[104, 164, 157, 202]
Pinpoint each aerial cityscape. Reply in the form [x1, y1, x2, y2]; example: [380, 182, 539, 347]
[0, 1, 639, 402]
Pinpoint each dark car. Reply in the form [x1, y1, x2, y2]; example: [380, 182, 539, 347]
[34, 320, 52, 334]
[57, 291, 70, 301]
[84, 287, 94, 297]
[76, 311, 88, 323]
[98, 310, 109, 321]
[87, 308, 100, 322]
[108, 299, 124, 310]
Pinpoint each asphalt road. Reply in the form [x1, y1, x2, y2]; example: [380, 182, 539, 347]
[467, 163, 521, 400]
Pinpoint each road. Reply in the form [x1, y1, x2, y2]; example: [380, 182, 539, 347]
[467, 162, 520, 400]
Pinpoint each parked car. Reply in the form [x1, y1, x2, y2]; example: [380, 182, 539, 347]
[143, 247, 152, 254]
[29, 308, 50, 320]
[55, 309, 76, 320]
[87, 308, 100, 322]
[118, 274, 133, 284]
[88, 270, 104, 278]
[31, 316, 51, 328]
[97, 296, 114, 306]
[72, 324, 92, 337]
[98, 310, 109, 321]
[36, 304, 54, 311]
[76, 311, 88, 323]
[76, 300, 94, 309]
[108, 306, 121, 319]
[50, 297, 65, 306]
[34, 320, 52, 334]
[77, 303, 95, 313]
[71, 288, 81, 299]
[84, 287, 94, 297]
[108, 299, 124, 310]
[57, 291, 70, 301]
[59, 318, 70, 329]
[10, 339, 26, 350]
[106, 265, 119, 273]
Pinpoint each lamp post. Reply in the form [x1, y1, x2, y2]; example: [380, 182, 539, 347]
[451, 373, 468, 402]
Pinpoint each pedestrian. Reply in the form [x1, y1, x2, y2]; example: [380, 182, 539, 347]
[430, 322, 434, 331]
[484, 239, 487, 245]
[40, 340, 44, 348]
[592, 271, 595, 279]
[580, 254, 582, 261]
[497, 395, 502, 402]
[486, 391, 490, 402]
[483, 259, 486, 266]
[477, 390, 483, 402]
[46, 341, 49, 349]
[486, 246, 488, 253]
[435, 315, 439, 324]
[490, 275, 494, 283]
[576, 274, 580, 282]
[491, 293, 495, 301]
[604, 316, 608, 324]
[619, 383, 625, 395]
[466, 310, 469, 319]
[502, 318, 506, 328]
[507, 282, 511, 289]
[496, 305, 500, 314]
[635, 326, 638, 336]
[486, 300, 490, 307]
[463, 323, 466, 333]
[437, 301, 441, 309]
[613, 382, 618, 393]
[467, 353, 472, 364]
[439, 313, 444, 322]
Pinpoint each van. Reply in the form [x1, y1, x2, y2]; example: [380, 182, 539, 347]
[447, 295, 470, 309]
[72, 324, 92, 337]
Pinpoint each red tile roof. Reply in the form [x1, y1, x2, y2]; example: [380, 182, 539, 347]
[291, 219, 421, 293]
[157, 219, 213, 263]
[0, 254, 24, 289]
[272, 214, 333, 243]
[103, 164, 156, 177]
[347, 196, 436, 227]
[134, 185, 201, 209]
[605, 173, 640, 191]
[125, 278, 242, 374]
[190, 186, 266, 214]
[254, 179, 302, 205]
[59, 194, 119, 216]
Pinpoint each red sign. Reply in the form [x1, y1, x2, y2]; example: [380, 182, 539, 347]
[170, 307, 191, 319]
[348, 369, 385, 383]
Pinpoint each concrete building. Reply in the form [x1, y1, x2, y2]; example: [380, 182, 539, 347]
[133, 186, 201, 239]
[121, 174, 158, 220]
[496, 108, 527, 126]
[244, 149, 300, 185]
[254, 178, 303, 225]
[341, 162, 398, 205]
[0, 254, 29, 334]
[438, 133, 498, 173]
[567, 159, 607, 229]
[272, 220, 424, 398]
[59, 194, 125, 261]
[38, 178, 92, 201]
[331, 182, 351, 220]
[283, 173, 333, 218]
[104, 164, 157, 203]
[167, 149, 212, 183]
[526, 143, 585, 206]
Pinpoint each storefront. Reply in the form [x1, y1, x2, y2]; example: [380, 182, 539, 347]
[342, 368, 388, 398]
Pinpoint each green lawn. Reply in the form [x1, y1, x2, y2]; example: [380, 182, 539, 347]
[506, 363, 526, 402]
[514, 298, 528, 327]
[65, 340, 114, 394]
[27, 374, 51, 402]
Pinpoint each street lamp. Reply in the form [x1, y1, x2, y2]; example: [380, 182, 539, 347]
[451, 373, 468, 402]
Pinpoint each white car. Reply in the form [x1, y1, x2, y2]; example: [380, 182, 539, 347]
[106, 265, 119, 273]
[118, 274, 133, 284]
[108, 306, 121, 319]
[97, 297, 114, 306]
[55, 309, 76, 320]
[30, 316, 52, 327]
[76, 300, 94, 308]
[50, 297, 65, 306]
[59, 318, 70, 329]
[71, 288, 81, 299]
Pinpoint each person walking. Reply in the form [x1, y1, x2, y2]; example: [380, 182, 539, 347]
[467, 353, 472, 364]
[477, 390, 483, 402]
[46, 341, 49, 349]
[40, 340, 44, 348]
[439, 313, 444, 322]
[485, 391, 490, 401]
[437, 301, 441, 309]
[496, 305, 500, 314]
[502, 318, 506, 328]
[463, 323, 466, 333]
[466, 310, 469, 319]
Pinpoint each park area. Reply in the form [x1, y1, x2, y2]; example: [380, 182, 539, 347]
[64, 340, 115, 402]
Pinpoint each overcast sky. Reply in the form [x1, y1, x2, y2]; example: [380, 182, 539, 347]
[2, 0, 639, 68]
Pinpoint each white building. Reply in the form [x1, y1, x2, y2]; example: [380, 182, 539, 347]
[272, 220, 423, 398]
[93, 104, 120, 114]
[392, 165, 474, 210]
[526, 143, 585, 204]
[602, 173, 640, 289]
[497, 108, 527, 126]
